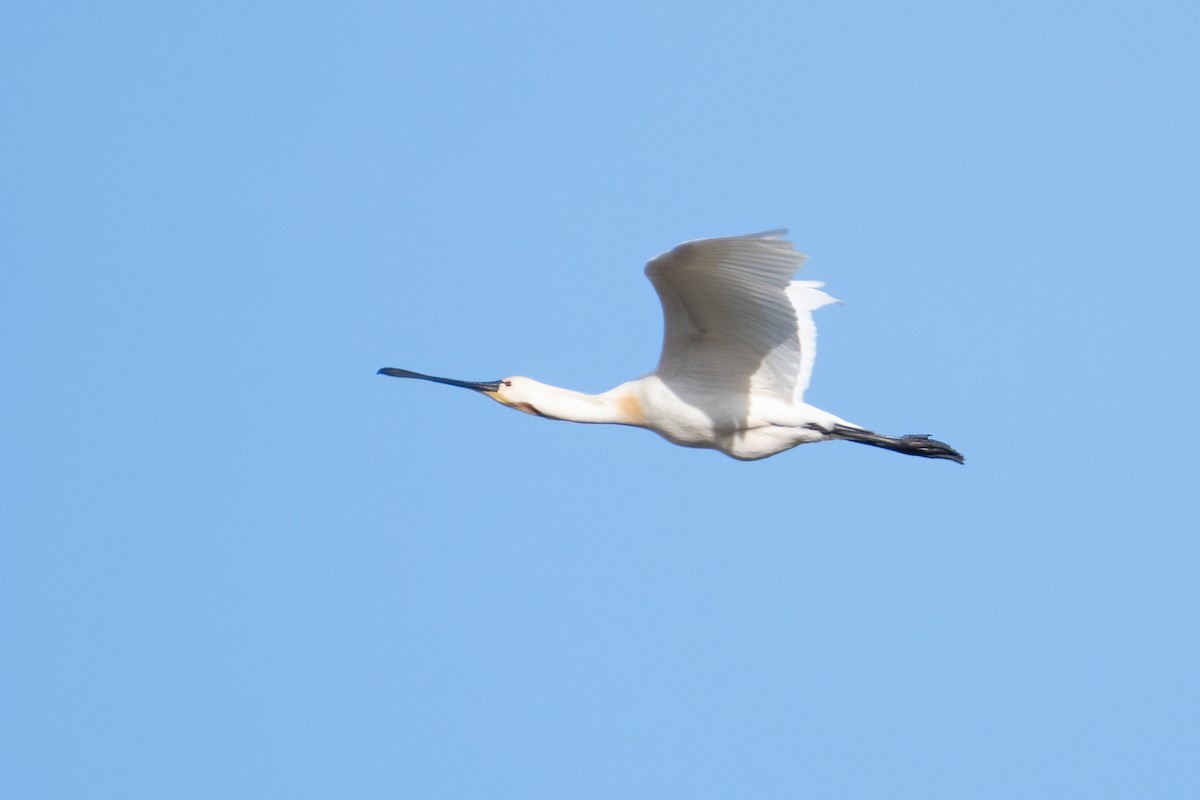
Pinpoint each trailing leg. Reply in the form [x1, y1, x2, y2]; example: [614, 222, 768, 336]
[817, 423, 964, 463]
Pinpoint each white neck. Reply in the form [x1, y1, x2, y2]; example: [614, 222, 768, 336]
[514, 380, 641, 426]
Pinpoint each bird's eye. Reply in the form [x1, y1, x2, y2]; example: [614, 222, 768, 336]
[503, 380, 512, 387]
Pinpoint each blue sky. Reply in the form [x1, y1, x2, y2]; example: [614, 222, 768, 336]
[4, 2, 1198, 798]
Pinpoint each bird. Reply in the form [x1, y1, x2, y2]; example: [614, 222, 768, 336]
[378, 230, 962, 463]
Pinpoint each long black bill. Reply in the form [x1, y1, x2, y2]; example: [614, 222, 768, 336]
[377, 367, 502, 393]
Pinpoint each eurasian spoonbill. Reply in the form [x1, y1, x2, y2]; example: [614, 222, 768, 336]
[379, 230, 962, 463]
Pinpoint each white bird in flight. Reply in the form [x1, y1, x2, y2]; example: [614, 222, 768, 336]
[379, 230, 962, 463]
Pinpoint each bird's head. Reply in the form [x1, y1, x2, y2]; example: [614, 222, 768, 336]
[487, 376, 551, 416]
[376, 368, 547, 417]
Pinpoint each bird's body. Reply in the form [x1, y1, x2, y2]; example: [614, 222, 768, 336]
[380, 230, 962, 463]
[493, 375, 846, 461]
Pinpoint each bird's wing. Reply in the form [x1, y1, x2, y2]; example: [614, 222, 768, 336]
[644, 230, 838, 404]
[786, 278, 840, 403]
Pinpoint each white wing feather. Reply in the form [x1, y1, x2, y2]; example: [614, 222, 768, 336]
[645, 230, 838, 404]
[785, 279, 840, 402]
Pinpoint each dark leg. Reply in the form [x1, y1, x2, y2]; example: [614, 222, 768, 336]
[816, 424, 964, 464]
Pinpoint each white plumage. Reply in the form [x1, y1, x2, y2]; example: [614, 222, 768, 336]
[646, 230, 834, 406]
[379, 230, 962, 463]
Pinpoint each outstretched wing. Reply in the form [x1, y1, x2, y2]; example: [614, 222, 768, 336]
[644, 230, 838, 404]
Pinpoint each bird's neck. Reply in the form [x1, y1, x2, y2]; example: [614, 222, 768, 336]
[515, 381, 643, 426]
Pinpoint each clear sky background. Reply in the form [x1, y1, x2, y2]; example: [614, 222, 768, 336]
[4, 2, 1198, 798]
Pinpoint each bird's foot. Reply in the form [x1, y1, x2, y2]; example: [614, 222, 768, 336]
[817, 424, 965, 464]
